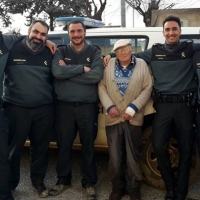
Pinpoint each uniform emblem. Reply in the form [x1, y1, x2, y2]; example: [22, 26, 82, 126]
[181, 52, 185, 57]
[87, 57, 90, 62]
[44, 61, 47, 65]
[0, 50, 3, 55]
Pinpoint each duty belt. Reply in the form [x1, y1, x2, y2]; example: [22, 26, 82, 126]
[56, 99, 94, 106]
[152, 91, 195, 103]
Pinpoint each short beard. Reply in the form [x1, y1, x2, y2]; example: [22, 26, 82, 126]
[71, 38, 84, 46]
[26, 37, 44, 52]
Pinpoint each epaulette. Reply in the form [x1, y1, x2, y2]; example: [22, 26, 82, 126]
[57, 45, 68, 56]
[92, 45, 101, 51]
[152, 43, 163, 46]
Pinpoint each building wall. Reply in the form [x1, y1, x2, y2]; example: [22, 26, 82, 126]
[151, 8, 200, 27]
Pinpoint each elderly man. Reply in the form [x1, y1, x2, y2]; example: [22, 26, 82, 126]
[103, 16, 200, 200]
[98, 39, 152, 200]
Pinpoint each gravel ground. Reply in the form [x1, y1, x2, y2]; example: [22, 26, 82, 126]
[12, 148, 200, 200]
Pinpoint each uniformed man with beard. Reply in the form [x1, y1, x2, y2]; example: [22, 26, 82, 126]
[0, 33, 24, 200]
[2, 20, 54, 198]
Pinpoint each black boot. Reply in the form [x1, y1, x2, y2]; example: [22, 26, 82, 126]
[165, 190, 174, 200]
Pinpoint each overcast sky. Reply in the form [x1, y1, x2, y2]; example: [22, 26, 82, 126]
[4, 0, 200, 34]
[103, 0, 200, 27]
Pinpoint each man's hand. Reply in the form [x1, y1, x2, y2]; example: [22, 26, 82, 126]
[108, 107, 120, 118]
[122, 112, 132, 121]
[84, 66, 91, 72]
[123, 107, 136, 121]
[46, 40, 57, 54]
[59, 60, 66, 66]
[103, 55, 111, 67]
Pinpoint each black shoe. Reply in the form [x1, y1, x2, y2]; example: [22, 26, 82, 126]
[130, 191, 141, 200]
[129, 188, 141, 200]
[109, 190, 125, 200]
[165, 190, 174, 200]
[34, 183, 49, 198]
[174, 192, 188, 200]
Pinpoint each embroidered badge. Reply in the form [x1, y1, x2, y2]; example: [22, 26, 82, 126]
[181, 52, 185, 57]
[64, 58, 71, 61]
[197, 63, 200, 68]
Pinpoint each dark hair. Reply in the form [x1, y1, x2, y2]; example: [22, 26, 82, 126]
[67, 20, 86, 32]
[162, 15, 181, 28]
[30, 20, 49, 32]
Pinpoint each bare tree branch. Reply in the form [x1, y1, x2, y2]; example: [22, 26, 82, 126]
[125, 0, 181, 26]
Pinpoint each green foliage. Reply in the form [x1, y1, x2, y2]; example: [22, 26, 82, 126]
[3, 0, 86, 30]
[0, 0, 12, 27]
[1, 0, 106, 31]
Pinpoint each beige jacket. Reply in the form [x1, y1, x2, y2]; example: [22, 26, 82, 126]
[98, 57, 152, 126]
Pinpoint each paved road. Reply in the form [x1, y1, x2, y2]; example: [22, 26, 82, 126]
[12, 148, 200, 200]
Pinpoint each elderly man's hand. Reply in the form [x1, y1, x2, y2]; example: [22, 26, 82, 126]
[108, 107, 120, 118]
[122, 112, 132, 121]
[103, 55, 111, 67]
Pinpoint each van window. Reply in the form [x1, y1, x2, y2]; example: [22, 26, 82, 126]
[47, 36, 70, 46]
[47, 34, 149, 55]
[180, 34, 200, 44]
[47, 37, 63, 46]
[85, 37, 148, 56]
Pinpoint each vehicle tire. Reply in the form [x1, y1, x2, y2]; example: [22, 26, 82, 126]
[140, 126, 200, 189]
